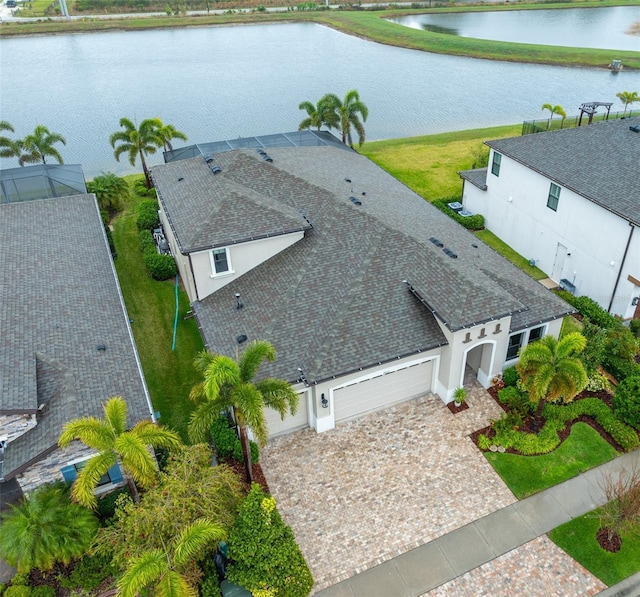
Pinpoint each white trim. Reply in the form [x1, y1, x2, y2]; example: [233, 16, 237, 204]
[209, 247, 234, 277]
[461, 339, 497, 391]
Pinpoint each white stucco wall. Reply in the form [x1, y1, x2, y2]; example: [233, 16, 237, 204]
[159, 207, 197, 302]
[463, 151, 638, 317]
[190, 232, 305, 301]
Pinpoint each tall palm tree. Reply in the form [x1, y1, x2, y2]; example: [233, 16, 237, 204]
[322, 90, 369, 148]
[616, 91, 640, 115]
[110, 117, 163, 188]
[516, 332, 588, 431]
[117, 519, 225, 597]
[188, 340, 299, 483]
[0, 482, 98, 573]
[297, 97, 339, 132]
[541, 103, 567, 130]
[155, 118, 188, 152]
[0, 120, 20, 159]
[18, 125, 66, 165]
[58, 396, 182, 509]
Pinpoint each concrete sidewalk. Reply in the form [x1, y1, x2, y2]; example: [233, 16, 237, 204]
[316, 449, 640, 597]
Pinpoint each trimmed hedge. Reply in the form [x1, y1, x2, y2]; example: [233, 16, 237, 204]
[612, 375, 640, 429]
[432, 197, 485, 231]
[554, 291, 620, 329]
[211, 417, 259, 464]
[502, 366, 519, 387]
[136, 199, 160, 232]
[143, 252, 177, 281]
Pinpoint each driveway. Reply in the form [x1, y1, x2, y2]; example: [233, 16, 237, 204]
[260, 383, 516, 593]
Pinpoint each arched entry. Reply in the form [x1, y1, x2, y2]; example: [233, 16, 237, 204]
[461, 340, 496, 389]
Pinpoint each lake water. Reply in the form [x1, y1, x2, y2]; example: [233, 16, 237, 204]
[390, 6, 640, 52]
[0, 20, 637, 176]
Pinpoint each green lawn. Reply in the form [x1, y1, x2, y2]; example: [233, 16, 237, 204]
[550, 509, 640, 586]
[560, 314, 584, 338]
[112, 176, 204, 440]
[473, 229, 547, 280]
[485, 423, 619, 499]
[360, 124, 521, 200]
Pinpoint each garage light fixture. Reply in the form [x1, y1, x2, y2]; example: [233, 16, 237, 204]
[321, 393, 328, 408]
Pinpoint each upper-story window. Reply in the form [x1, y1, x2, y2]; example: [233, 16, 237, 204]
[210, 247, 232, 276]
[491, 152, 502, 177]
[547, 183, 561, 211]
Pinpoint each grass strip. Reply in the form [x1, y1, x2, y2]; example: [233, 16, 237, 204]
[484, 422, 618, 498]
[549, 509, 640, 586]
[112, 176, 203, 440]
[474, 229, 547, 280]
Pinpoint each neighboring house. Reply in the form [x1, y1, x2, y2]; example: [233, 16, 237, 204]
[0, 165, 154, 504]
[151, 131, 572, 437]
[459, 118, 640, 319]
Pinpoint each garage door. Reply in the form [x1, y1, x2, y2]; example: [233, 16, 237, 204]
[264, 390, 309, 437]
[333, 360, 433, 423]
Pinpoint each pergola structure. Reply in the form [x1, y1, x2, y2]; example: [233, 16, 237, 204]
[578, 102, 613, 126]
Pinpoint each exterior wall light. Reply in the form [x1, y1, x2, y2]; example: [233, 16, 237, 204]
[321, 393, 328, 408]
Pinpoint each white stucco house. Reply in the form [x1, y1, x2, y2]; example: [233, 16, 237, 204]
[459, 117, 640, 320]
[0, 165, 154, 505]
[151, 131, 572, 438]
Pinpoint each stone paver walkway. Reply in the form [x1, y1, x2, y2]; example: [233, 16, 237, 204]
[260, 385, 514, 593]
[424, 536, 605, 596]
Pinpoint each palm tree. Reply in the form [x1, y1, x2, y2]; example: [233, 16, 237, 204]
[110, 117, 163, 188]
[155, 118, 188, 152]
[322, 90, 369, 148]
[188, 340, 299, 483]
[0, 482, 98, 573]
[117, 519, 225, 597]
[541, 104, 567, 130]
[516, 332, 588, 431]
[616, 91, 640, 115]
[0, 120, 20, 160]
[86, 171, 130, 218]
[58, 396, 182, 509]
[297, 97, 339, 132]
[18, 125, 66, 165]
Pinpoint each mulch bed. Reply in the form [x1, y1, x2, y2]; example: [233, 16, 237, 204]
[220, 457, 270, 494]
[446, 400, 469, 414]
[471, 383, 629, 455]
[596, 527, 622, 552]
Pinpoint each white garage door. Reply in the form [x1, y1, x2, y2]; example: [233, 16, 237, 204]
[264, 390, 309, 437]
[333, 360, 433, 423]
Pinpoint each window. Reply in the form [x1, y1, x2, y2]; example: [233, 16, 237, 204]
[61, 460, 123, 487]
[506, 332, 524, 360]
[547, 183, 561, 211]
[491, 152, 502, 177]
[528, 325, 545, 343]
[210, 248, 232, 276]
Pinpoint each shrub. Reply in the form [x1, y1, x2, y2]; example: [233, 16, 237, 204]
[613, 376, 640, 429]
[58, 553, 115, 591]
[95, 487, 129, 523]
[477, 434, 491, 451]
[556, 293, 621, 330]
[585, 371, 611, 393]
[133, 177, 157, 198]
[86, 172, 129, 219]
[143, 252, 177, 281]
[502, 366, 518, 387]
[139, 229, 155, 254]
[0, 584, 6, 596]
[4, 588, 30, 597]
[431, 197, 485, 231]
[227, 485, 313, 597]
[30, 587, 54, 597]
[9, 575, 28, 588]
[630, 319, 640, 339]
[136, 199, 160, 231]
[497, 386, 533, 418]
[211, 417, 259, 464]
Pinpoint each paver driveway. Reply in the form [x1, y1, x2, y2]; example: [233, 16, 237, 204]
[260, 383, 516, 593]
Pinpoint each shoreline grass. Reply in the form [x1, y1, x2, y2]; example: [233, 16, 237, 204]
[1, 1, 639, 70]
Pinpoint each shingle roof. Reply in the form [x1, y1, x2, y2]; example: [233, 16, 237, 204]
[152, 153, 311, 253]
[0, 194, 152, 480]
[486, 118, 640, 226]
[458, 167, 488, 190]
[155, 143, 571, 385]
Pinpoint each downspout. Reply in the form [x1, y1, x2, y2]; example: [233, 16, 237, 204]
[608, 222, 635, 313]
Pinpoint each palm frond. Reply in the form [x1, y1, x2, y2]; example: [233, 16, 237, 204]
[58, 418, 112, 450]
[238, 340, 276, 383]
[204, 356, 240, 399]
[188, 400, 223, 444]
[113, 433, 158, 487]
[255, 378, 299, 418]
[193, 349, 216, 376]
[117, 550, 167, 597]
[103, 396, 128, 436]
[71, 451, 117, 509]
[132, 421, 182, 451]
[172, 519, 226, 566]
[233, 384, 268, 446]
[156, 570, 198, 597]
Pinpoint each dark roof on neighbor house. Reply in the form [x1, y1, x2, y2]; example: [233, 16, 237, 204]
[153, 142, 572, 386]
[486, 117, 640, 226]
[0, 194, 152, 480]
[0, 164, 87, 204]
[458, 167, 488, 191]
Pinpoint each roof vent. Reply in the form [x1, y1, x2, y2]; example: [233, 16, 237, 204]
[349, 196, 362, 206]
[210, 165, 222, 175]
[429, 237, 444, 248]
[96, 344, 106, 352]
[344, 178, 351, 183]
[178, 176, 184, 182]
[443, 248, 458, 259]
[256, 149, 273, 162]
[630, 125, 640, 133]
[204, 154, 214, 164]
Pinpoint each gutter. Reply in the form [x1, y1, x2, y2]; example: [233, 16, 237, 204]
[608, 222, 635, 313]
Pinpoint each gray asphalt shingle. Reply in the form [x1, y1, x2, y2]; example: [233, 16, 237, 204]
[156, 144, 572, 385]
[487, 117, 640, 225]
[1, 195, 151, 479]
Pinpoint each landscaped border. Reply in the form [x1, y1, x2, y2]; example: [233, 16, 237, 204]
[1, 1, 639, 70]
